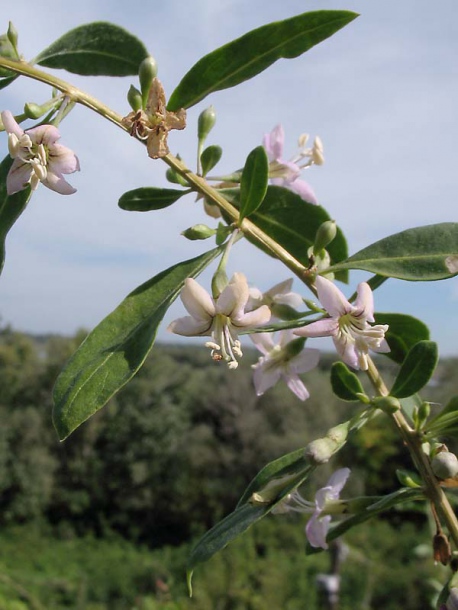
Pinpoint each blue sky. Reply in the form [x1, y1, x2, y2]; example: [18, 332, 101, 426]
[0, 0, 457, 356]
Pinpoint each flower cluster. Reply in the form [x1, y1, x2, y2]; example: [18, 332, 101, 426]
[169, 269, 390, 400]
[1, 110, 79, 195]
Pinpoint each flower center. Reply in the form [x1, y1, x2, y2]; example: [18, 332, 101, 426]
[205, 314, 243, 369]
[338, 312, 388, 368]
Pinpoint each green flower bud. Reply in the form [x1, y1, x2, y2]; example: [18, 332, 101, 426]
[181, 224, 216, 241]
[396, 469, 421, 488]
[7, 22, 18, 52]
[127, 85, 143, 112]
[198, 106, 216, 143]
[431, 451, 458, 480]
[139, 56, 158, 107]
[372, 396, 401, 414]
[415, 401, 431, 429]
[313, 220, 337, 256]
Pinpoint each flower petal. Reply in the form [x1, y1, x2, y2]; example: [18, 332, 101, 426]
[252, 364, 282, 396]
[288, 178, 318, 204]
[167, 315, 212, 337]
[235, 304, 271, 328]
[263, 124, 284, 161]
[294, 318, 338, 338]
[250, 332, 275, 355]
[354, 282, 375, 321]
[1, 110, 23, 138]
[289, 348, 320, 374]
[180, 278, 215, 321]
[49, 144, 80, 174]
[326, 468, 351, 498]
[41, 171, 77, 195]
[305, 513, 331, 549]
[216, 273, 249, 318]
[285, 374, 310, 401]
[27, 124, 61, 147]
[6, 159, 32, 195]
[315, 275, 351, 318]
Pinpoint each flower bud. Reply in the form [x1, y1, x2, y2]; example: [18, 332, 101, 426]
[23, 102, 45, 120]
[305, 423, 349, 465]
[139, 56, 158, 107]
[372, 395, 401, 413]
[313, 220, 337, 256]
[181, 224, 216, 241]
[127, 85, 143, 112]
[432, 452, 458, 480]
[198, 106, 216, 143]
[7, 21, 18, 51]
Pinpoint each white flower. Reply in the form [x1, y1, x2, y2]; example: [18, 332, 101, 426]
[247, 278, 304, 320]
[272, 468, 351, 549]
[167, 273, 271, 368]
[1, 110, 79, 195]
[251, 330, 319, 400]
[294, 276, 390, 370]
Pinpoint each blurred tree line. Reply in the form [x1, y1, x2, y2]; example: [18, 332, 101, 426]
[0, 324, 457, 608]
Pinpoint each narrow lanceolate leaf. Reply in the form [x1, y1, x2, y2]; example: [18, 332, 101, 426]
[0, 155, 32, 275]
[330, 362, 365, 401]
[118, 187, 189, 212]
[168, 10, 358, 110]
[326, 223, 458, 281]
[35, 22, 149, 76]
[200, 145, 222, 176]
[374, 313, 430, 364]
[221, 185, 348, 282]
[187, 452, 314, 595]
[239, 146, 268, 221]
[390, 341, 438, 399]
[425, 396, 458, 436]
[53, 248, 221, 440]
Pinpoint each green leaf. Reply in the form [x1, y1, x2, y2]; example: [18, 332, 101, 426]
[0, 33, 20, 77]
[237, 448, 311, 507]
[35, 22, 149, 76]
[221, 185, 348, 282]
[0, 155, 32, 275]
[390, 341, 439, 399]
[239, 146, 268, 221]
[327, 223, 458, 281]
[374, 313, 430, 364]
[0, 74, 17, 90]
[168, 10, 358, 110]
[187, 452, 313, 594]
[53, 248, 221, 440]
[200, 145, 222, 176]
[425, 396, 458, 436]
[118, 187, 188, 212]
[330, 362, 365, 401]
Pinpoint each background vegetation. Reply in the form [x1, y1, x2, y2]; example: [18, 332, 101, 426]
[0, 324, 456, 609]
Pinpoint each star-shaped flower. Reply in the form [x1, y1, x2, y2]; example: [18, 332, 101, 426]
[251, 330, 319, 400]
[167, 273, 271, 368]
[263, 124, 322, 204]
[122, 78, 186, 159]
[294, 275, 390, 370]
[305, 468, 351, 549]
[1, 110, 80, 195]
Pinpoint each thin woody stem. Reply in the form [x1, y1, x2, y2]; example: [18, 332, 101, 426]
[0, 57, 316, 292]
[366, 356, 458, 549]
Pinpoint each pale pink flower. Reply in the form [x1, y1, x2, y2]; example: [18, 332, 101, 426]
[2, 110, 79, 195]
[263, 124, 322, 204]
[272, 468, 351, 549]
[305, 468, 351, 549]
[294, 276, 390, 370]
[247, 278, 304, 319]
[167, 273, 271, 368]
[251, 330, 319, 400]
